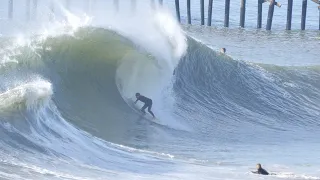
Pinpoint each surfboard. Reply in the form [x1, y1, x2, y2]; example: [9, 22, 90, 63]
[134, 106, 158, 121]
[124, 98, 180, 129]
[126, 99, 158, 122]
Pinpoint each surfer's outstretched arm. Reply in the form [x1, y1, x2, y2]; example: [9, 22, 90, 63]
[134, 99, 139, 104]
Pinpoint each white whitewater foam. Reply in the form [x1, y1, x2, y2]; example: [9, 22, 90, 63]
[0, 79, 53, 111]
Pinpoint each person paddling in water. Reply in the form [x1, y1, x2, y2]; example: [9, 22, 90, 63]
[252, 163, 269, 175]
[134, 93, 156, 118]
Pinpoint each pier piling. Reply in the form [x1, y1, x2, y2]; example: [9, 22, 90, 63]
[187, 0, 191, 24]
[49, 1, 54, 22]
[65, 0, 70, 10]
[266, 0, 275, 30]
[257, 0, 262, 28]
[87, 0, 93, 14]
[175, 0, 180, 23]
[8, 0, 13, 19]
[113, 0, 119, 12]
[286, 0, 293, 30]
[311, 0, 320, 30]
[26, 0, 31, 21]
[131, 0, 136, 13]
[240, 0, 246, 28]
[84, 0, 89, 13]
[224, 0, 230, 27]
[33, 0, 38, 20]
[201, 0, 205, 25]
[151, 0, 156, 9]
[208, 0, 213, 26]
[301, 0, 307, 30]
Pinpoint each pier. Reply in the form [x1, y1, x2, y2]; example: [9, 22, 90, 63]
[5, 0, 320, 30]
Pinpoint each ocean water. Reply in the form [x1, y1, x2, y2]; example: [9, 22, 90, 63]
[0, 0, 320, 180]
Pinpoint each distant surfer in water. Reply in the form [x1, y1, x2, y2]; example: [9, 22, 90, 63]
[134, 93, 155, 118]
[252, 163, 269, 175]
[220, 48, 226, 54]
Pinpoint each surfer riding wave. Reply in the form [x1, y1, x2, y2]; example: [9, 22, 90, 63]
[134, 93, 156, 118]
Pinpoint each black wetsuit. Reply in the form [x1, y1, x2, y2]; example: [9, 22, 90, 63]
[253, 168, 269, 175]
[136, 95, 155, 118]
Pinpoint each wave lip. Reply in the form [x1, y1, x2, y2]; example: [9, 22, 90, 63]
[0, 79, 52, 112]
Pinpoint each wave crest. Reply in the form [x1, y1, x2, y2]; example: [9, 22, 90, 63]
[0, 79, 52, 112]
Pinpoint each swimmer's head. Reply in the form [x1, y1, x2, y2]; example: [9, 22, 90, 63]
[256, 163, 262, 169]
[220, 48, 226, 54]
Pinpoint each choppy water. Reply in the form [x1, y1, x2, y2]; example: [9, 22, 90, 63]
[0, 0, 319, 180]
